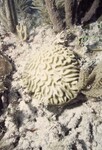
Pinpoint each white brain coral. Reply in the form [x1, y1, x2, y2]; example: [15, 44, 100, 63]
[23, 44, 80, 105]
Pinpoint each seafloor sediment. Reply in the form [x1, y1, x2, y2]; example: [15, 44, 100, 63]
[0, 23, 102, 150]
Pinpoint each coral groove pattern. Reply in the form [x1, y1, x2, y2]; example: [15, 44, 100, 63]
[23, 44, 80, 105]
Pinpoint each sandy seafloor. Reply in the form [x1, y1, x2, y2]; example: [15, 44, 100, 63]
[0, 23, 102, 150]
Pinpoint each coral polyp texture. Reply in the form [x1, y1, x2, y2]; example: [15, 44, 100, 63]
[23, 44, 80, 105]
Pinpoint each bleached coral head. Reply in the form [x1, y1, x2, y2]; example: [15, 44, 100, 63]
[22, 44, 80, 105]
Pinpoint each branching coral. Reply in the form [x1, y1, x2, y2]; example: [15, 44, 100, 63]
[81, 0, 100, 24]
[16, 22, 28, 41]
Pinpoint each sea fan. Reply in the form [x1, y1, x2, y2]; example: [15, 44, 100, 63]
[14, 0, 40, 29]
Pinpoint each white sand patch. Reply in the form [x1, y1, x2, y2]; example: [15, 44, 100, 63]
[0, 24, 102, 150]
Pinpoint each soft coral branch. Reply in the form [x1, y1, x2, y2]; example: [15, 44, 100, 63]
[81, 0, 100, 24]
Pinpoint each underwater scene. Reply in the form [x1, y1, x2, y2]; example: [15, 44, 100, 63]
[0, 0, 102, 149]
